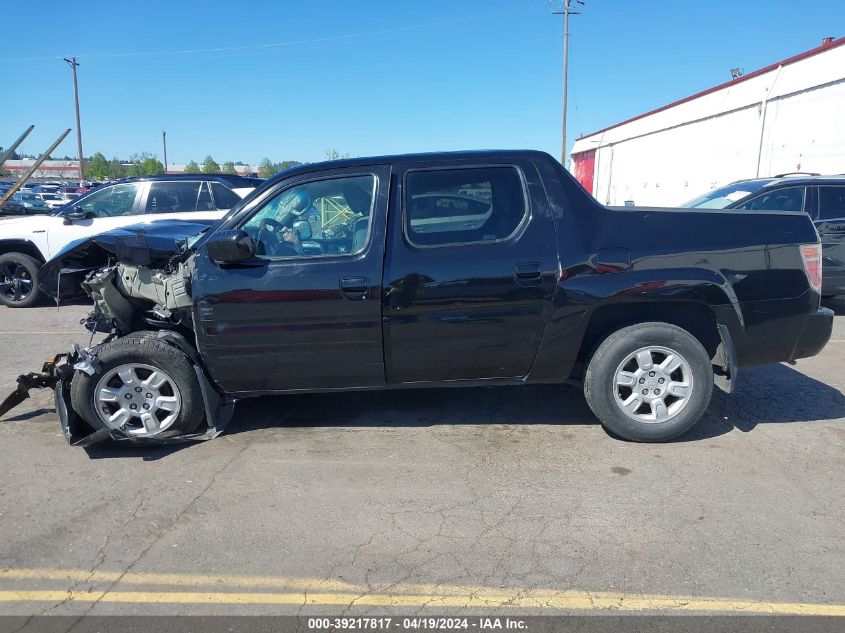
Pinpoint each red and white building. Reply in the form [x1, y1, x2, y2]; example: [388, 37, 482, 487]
[3, 160, 259, 179]
[570, 37, 845, 207]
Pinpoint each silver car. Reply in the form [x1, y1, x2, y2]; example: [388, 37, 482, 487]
[11, 192, 50, 214]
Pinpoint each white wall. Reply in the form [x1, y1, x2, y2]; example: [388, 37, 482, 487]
[572, 42, 845, 207]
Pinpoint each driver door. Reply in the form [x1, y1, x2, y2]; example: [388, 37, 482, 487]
[192, 166, 390, 393]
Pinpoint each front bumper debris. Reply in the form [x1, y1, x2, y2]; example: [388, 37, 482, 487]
[0, 355, 69, 419]
[0, 336, 235, 447]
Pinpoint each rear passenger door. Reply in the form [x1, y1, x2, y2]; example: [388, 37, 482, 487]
[815, 186, 845, 295]
[383, 158, 558, 383]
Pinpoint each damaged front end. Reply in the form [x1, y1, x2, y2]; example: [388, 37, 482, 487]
[2, 232, 236, 447]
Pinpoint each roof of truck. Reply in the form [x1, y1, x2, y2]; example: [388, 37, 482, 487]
[267, 149, 554, 183]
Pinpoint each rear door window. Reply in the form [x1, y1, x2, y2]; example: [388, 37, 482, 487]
[210, 182, 241, 210]
[404, 166, 526, 247]
[146, 181, 209, 213]
[734, 186, 806, 212]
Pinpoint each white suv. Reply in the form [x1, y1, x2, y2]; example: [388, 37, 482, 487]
[0, 175, 259, 307]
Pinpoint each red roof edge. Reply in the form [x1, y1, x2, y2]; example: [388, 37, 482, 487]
[573, 36, 845, 149]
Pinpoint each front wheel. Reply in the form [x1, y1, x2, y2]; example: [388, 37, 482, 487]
[0, 252, 41, 308]
[70, 335, 205, 438]
[584, 322, 713, 442]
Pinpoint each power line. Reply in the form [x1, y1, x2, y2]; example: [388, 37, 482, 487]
[0, 10, 514, 64]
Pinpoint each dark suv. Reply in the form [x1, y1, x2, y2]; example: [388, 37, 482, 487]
[683, 175, 845, 296]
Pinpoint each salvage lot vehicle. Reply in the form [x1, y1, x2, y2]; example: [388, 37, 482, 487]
[0, 150, 834, 444]
[0, 173, 260, 307]
[682, 174, 845, 296]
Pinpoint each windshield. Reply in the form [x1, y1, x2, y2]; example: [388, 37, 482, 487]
[681, 180, 775, 209]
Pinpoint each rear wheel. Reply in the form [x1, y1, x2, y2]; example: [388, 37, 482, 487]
[0, 252, 41, 308]
[584, 322, 713, 442]
[71, 335, 205, 438]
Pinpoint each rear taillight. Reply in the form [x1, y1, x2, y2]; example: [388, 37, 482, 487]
[800, 244, 822, 293]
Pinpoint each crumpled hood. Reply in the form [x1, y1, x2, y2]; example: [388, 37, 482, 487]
[40, 218, 216, 298]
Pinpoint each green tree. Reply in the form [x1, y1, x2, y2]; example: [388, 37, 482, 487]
[202, 155, 220, 173]
[184, 160, 201, 174]
[278, 160, 301, 170]
[107, 158, 125, 180]
[221, 161, 236, 174]
[86, 152, 110, 179]
[140, 156, 165, 175]
[258, 157, 275, 179]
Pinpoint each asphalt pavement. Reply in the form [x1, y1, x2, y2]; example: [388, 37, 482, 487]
[0, 300, 843, 616]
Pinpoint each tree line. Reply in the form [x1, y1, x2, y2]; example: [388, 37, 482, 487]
[2, 148, 350, 180]
[85, 153, 304, 179]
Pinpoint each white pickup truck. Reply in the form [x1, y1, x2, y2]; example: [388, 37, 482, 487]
[0, 174, 259, 307]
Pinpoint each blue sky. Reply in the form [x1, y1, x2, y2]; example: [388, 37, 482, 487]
[1, 0, 842, 166]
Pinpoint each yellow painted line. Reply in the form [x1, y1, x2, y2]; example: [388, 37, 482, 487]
[0, 590, 843, 614]
[0, 568, 357, 593]
[0, 570, 844, 614]
[0, 332, 81, 335]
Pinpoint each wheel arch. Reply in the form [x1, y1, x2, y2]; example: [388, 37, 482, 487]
[576, 301, 724, 375]
[0, 239, 46, 263]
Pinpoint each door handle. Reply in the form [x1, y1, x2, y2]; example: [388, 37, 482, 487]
[340, 276, 369, 300]
[514, 262, 542, 286]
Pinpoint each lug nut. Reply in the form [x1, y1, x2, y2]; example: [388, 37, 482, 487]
[130, 404, 137, 410]
[135, 387, 142, 393]
[124, 393, 132, 400]
[642, 389, 649, 395]
[649, 371, 656, 377]
[658, 378, 665, 384]
[143, 403, 150, 410]
[639, 378, 645, 384]
[146, 393, 153, 398]
[654, 389, 661, 395]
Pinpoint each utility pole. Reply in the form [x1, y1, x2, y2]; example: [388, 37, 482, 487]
[63, 57, 84, 185]
[162, 131, 168, 173]
[550, 0, 584, 166]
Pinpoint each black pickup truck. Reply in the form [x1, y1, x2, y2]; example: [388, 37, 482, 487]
[0, 150, 834, 443]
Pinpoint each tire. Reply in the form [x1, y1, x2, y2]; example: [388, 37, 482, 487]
[584, 322, 713, 442]
[0, 252, 41, 308]
[71, 335, 205, 438]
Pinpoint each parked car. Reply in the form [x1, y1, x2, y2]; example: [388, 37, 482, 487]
[36, 192, 67, 210]
[0, 198, 28, 216]
[11, 192, 49, 213]
[1, 150, 832, 446]
[0, 174, 260, 307]
[682, 174, 845, 296]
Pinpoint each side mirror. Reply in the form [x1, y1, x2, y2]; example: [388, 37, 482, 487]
[206, 229, 256, 264]
[62, 207, 87, 225]
[292, 219, 312, 240]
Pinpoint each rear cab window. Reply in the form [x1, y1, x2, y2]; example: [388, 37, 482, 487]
[403, 166, 527, 247]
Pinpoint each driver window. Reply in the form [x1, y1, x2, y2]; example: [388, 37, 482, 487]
[242, 175, 375, 259]
[73, 183, 142, 218]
